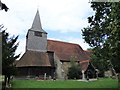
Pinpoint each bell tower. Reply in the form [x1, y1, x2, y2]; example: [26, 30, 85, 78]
[26, 10, 47, 52]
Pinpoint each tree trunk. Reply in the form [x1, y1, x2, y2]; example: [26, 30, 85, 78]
[4, 75, 7, 88]
[4, 75, 11, 88]
[7, 75, 10, 86]
[118, 73, 120, 90]
[118, 73, 120, 82]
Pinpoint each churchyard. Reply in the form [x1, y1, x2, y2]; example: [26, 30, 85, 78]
[11, 78, 118, 88]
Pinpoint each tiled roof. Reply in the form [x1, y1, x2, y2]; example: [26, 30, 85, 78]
[16, 50, 52, 67]
[80, 60, 89, 71]
[47, 39, 89, 62]
[84, 50, 92, 60]
[47, 40, 90, 71]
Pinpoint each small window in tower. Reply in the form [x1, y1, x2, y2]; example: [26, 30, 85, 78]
[34, 31, 42, 37]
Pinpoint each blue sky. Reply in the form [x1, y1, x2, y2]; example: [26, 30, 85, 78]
[0, 0, 94, 58]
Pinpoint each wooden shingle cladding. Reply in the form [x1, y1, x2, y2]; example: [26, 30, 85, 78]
[16, 50, 54, 67]
[16, 50, 55, 77]
[16, 66, 55, 77]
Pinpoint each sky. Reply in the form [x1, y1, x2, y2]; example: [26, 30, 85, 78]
[0, 0, 94, 58]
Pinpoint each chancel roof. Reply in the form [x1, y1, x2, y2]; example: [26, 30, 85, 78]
[47, 40, 89, 62]
[47, 40, 90, 71]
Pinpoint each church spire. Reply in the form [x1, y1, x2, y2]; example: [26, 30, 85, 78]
[26, 9, 47, 52]
[30, 9, 47, 33]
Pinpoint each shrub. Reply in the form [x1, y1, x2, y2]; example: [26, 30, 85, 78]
[67, 56, 82, 79]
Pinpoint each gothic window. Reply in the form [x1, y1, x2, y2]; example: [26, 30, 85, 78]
[34, 31, 42, 37]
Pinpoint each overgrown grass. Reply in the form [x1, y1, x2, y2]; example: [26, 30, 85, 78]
[11, 78, 118, 88]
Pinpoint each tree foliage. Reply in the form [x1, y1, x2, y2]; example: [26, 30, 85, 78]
[2, 31, 20, 75]
[0, 1, 9, 12]
[82, 2, 120, 74]
[67, 57, 81, 79]
[1, 25, 20, 87]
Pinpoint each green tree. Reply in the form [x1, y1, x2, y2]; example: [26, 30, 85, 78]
[0, 1, 9, 12]
[1, 25, 20, 87]
[82, 2, 120, 79]
[67, 56, 81, 79]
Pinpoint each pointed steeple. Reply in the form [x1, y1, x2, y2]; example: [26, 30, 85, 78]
[26, 9, 47, 52]
[30, 10, 47, 33]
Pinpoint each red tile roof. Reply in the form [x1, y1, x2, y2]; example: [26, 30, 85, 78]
[47, 40, 90, 71]
[47, 40, 89, 61]
[84, 50, 92, 60]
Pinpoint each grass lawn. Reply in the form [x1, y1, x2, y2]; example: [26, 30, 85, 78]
[11, 78, 118, 88]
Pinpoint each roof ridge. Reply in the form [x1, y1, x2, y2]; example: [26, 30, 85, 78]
[47, 39, 80, 46]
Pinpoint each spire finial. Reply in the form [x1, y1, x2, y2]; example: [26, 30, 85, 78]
[30, 9, 47, 33]
[31, 9, 42, 31]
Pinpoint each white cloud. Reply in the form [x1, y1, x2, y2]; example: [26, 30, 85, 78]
[1, 0, 93, 33]
[0, 0, 93, 57]
[39, 0, 93, 32]
[15, 37, 26, 60]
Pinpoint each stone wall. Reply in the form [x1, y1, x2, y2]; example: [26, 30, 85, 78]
[54, 54, 64, 79]
[62, 62, 71, 78]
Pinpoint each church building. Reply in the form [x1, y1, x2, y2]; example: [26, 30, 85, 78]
[16, 10, 96, 79]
